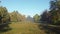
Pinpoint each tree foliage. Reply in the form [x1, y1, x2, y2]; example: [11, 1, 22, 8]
[33, 14, 40, 23]
[9, 11, 26, 22]
[40, 0, 60, 25]
[0, 6, 10, 29]
[49, 0, 60, 25]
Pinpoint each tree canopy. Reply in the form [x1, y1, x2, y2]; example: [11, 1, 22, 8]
[0, 6, 10, 30]
[40, 0, 60, 25]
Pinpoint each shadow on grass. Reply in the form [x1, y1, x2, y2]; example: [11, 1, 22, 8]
[0, 26, 12, 33]
[38, 24, 60, 34]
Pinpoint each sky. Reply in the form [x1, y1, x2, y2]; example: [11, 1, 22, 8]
[0, 0, 50, 17]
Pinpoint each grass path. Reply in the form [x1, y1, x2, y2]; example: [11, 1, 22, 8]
[0, 21, 45, 34]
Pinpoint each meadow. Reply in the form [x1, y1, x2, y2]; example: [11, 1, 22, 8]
[0, 21, 45, 34]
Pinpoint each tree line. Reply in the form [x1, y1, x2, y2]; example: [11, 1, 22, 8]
[0, 6, 26, 30]
[34, 0, 60, 25]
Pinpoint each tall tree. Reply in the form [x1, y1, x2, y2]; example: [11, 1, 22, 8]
[49, 0, 60, 25]
[40, 10, 49, 23]
[0, 6, 10, 29]
[50, 0, 60, 10]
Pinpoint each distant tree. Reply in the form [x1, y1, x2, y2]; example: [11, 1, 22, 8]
[21, 15, 26, 21]
[33, 14, 40, 23]
[26, 16, 34, 22]
[9, 11, 26, 22]
[9, 11, 18, 22]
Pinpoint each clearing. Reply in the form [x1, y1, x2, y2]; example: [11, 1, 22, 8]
[0, 21, 45, 34]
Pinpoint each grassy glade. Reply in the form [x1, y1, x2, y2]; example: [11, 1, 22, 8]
[0, 21, 45, 34]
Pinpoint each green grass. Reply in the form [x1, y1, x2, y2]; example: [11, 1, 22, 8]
[0, 21, 45, 34]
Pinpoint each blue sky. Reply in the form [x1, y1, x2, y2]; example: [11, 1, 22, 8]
[0, 0, 50, 17]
